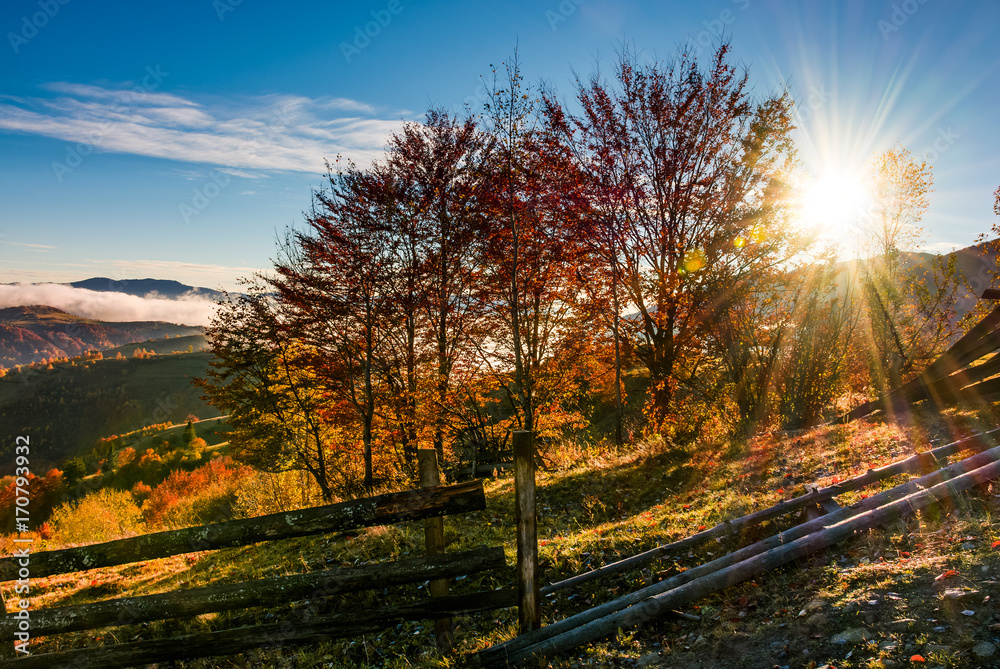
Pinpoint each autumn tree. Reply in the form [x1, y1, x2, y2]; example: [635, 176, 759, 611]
[543, 43, 800, 432]
[386, 109, 492, 460]
[271, 162, 404, 492]
[479, 54, 589, 435]
[858, 146, 961, 391]
[198, 282, 347, 501]
[777, 260, 860, 428]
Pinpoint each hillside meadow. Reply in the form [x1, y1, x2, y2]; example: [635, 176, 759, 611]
[4, 401, 1000, 668]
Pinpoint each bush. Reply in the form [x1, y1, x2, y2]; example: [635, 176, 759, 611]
[49, 488, 144, 545]
[142, 457, 251, 529]
[232, 469, 327, 518]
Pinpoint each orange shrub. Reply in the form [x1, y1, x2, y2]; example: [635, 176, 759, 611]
[142, 457, 252, 529]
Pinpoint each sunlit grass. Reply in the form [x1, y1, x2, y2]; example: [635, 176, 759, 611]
[5, 403, 1000, 667]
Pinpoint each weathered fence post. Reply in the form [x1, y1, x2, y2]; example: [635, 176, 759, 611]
[418, 448, 453, 651]
[513, 430, 540, 633]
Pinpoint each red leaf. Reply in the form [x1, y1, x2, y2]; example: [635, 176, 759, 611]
[991, 540, 1000, 549]
[698, 525, 706, 531]
[934, 570, 958, 581]
[910, 655, 925, 662]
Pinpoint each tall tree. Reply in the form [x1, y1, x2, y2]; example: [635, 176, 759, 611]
[479, 52, 538, 432]
[858, 146, 960, 391]
[272, 161, 404, 492]
[387, 109, 492, 460]
[198, 282, 345, 501]
[479, 55, 588, 434]
[544, 43, 799, 430]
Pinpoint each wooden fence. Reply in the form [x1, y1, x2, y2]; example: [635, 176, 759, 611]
[839, 290, 1000, 423]
[477, 428, 1000, 667]
[0, 449, 515, 668]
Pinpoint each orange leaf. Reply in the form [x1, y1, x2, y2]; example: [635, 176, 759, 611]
[992, 540, 1000, 549]
[934, 569, 958, 581]
[682, 504, 691, 510]
[910, 655, 925, 662]
[776, 488, 785, 494]
[698, 525, 706, 531]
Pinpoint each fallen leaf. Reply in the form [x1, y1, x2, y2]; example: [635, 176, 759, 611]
[934, 570, 958, 581]
[910, 655, 925, 662]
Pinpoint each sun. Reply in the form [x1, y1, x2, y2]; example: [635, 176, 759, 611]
[795, 170, 872, 241]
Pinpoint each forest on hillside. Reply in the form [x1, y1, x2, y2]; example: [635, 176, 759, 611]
[199, 44, 1000, 502]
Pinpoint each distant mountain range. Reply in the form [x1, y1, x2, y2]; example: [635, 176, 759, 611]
[836, 241, 998, 317]
[67, 277, 226, 301]
[0, 305, 204, 370]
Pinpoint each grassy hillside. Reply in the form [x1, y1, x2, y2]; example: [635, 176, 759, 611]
[0, 348, 218, 466]
[104, 333, 209, 357]
[9, 404, 1000, 668]
[0, 305, 204, 369]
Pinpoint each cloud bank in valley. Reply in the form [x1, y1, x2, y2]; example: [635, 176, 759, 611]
[0, 283, 217, 326]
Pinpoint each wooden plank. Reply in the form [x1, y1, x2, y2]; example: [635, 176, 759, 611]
[483, 452, 1000, 667]
[838, 304, 1000, 422]
[418, 449, 453, 651]
[539, 428, 1000, 596]
[482, 442, 1000, 667]
[0, 547, 506, 637]
[982, 288, 1000, 300]
[818, 498, 842, 514]
[0, 589, 518, 669]
[0, 480, 486, 581]
[514, 430, 540, 634]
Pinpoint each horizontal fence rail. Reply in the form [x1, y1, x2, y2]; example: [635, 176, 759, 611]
[480, 430, 1000, 667]
[0, 547, 506, 637]
[0, 590, 518, 669]
[0, 480, 486, 582]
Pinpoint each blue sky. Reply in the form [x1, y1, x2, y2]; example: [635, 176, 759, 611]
[1, 0, 998, 292]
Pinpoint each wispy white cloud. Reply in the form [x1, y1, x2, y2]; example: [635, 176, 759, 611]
[0, 283, 216, 326]
[0, 240, 55, 250]
[919, 241, 964, 254]
[0, 84, 409, 173]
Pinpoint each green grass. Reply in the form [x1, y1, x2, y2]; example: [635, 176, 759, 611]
[0, 350, 219, 465]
